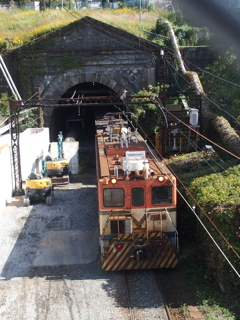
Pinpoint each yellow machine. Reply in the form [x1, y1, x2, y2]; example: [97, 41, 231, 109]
[44, 132, 70, 184]
[45, 156, 70, 184]
[23, 173, 54, 206]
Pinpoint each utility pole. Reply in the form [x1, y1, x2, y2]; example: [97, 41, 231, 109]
[139, 0, 142, 23]
[35, 87, 44, 128]
[10, 100, 24, 196]
[39, 0, 46, 11]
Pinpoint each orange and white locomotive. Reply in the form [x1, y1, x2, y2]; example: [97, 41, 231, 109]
[95, 113, 178, 271]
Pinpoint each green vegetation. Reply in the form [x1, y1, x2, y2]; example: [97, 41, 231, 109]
[129, 85, 163, 141]
[0, 93, 11, 116]
[0, 7, 239, 318]
[19, 109, 39, 131]
[167, 152, 240, 317]
[0, 7, 170, 50]
[167, 152, 240, 319]
[200, 52, 240, 127]
[189, 166, 240, 290]
[155, 12, 210, 47]
[0, 7, 212, 51]
[179, 242, 239, 320]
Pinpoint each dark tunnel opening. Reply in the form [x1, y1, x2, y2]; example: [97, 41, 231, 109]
[49, 82, 123, 144]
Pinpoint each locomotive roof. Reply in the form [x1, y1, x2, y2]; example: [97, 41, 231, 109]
[96, 132, 172, 179]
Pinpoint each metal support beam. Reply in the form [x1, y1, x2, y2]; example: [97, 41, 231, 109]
[8, 93, 199, 195]
[10, 100, 24, 196]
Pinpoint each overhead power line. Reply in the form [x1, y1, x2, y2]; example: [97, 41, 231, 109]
[117, 101, 240, 278]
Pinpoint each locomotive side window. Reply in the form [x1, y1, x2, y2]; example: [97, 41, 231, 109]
[152, 186, 172, 205]
[103, 188, 124, 207]
[132, 187, 144, 206]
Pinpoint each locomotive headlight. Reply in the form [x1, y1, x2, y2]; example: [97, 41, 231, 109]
[111, 178, 117, 184]
[158, 176, 165, 182]
[102, 177, 109, 184]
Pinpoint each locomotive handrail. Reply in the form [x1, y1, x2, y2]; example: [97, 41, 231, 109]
[165, 207, 179, 253]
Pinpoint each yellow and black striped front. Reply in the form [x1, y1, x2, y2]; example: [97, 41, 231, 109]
[101, 232, 178, 271]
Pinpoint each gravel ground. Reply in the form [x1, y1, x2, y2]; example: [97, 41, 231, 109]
[0, 171, 169, 320]
[125, 270, 169, 320]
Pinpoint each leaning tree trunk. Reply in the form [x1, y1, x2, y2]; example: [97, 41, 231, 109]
[160, 19, 240, 158]
[213, 116, 240, 157]
[159, 19, 204, 95]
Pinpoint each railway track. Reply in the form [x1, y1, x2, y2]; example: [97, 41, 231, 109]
[123, 270, 172, 320]
[156, 269, 206, 320]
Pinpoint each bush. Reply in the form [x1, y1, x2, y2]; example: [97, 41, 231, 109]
[0, 38, 7, 50]
[156, 17, 210, 47]
[189, 165, 240, 292]
[0, 93, 11, 115]
[118, 1, 127, 9]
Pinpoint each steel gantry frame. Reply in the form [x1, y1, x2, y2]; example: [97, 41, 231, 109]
[9, 93, 200, 195]
[9, 95, 137, 195]
[10, 100, 23, 196]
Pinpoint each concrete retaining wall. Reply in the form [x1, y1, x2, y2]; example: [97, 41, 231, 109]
[0, 128, 50, 212]
[0, 144, 13, 211]
[49, 141, 79, 175]
[20, 128, 50, 181]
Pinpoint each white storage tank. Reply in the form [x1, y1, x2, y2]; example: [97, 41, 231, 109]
[189, 108, 199, 126]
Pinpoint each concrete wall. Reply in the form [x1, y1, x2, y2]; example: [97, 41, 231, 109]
[49, 141, 79, 175]
[0, 143, 13, 211]
[20, 128, 50, 181]
[0, 128, 50, 213]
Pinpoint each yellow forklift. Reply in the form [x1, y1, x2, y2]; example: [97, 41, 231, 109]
[23, 173, 54, 206]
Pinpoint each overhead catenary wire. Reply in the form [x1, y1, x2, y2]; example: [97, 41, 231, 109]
[55, 11, 240, 275]
[3, 11, 239, 272]
[166, 55, 240, 126]
[116, 100, 240, 278]
[123, 89, 240, 258]
[177, 128, 227, 172]
[0, 90, 41, 127]
[186, 58, 240, 89]
[118, 102, 240, 275]
[166, 60, 183, 91]
[160, 17, 240, 124]
[157, 96, 240, 160]
[0, 55, 22, 101]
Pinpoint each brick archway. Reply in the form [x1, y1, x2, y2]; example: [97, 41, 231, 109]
[42, 70, 128, 127]
[42, 70, 126, 99]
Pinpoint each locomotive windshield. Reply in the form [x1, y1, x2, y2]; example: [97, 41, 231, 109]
[103, 188, 124, 207]
[132, 187, 144, 206]
[152, 186, 172, 205]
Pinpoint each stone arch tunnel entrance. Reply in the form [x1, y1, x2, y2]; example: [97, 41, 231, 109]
[49, 82, 123, 144]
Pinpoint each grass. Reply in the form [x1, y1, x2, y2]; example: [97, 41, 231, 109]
[167, 152, 240, 319]
[179, 241, 240, 320]
[0, 7, 168, 50]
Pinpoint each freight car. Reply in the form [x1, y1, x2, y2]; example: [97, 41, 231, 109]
[95, 112, 178, 271]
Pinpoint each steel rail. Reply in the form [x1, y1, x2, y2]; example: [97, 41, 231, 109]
[154, 271, 173, 320]
[124, 271, 135, 320]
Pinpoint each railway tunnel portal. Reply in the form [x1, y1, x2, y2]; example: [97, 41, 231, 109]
[3, 16, 214, 196]
[47, 77, 123, 144]
[5, 15, 193, 195]
[6, 15, 163, 145]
